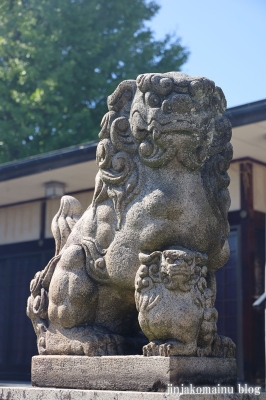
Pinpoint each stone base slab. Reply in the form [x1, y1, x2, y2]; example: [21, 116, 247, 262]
[32, 355, 236, 392]
[0, 387, 265, 400]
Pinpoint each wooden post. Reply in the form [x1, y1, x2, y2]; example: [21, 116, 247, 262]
[239, 161, 256, 383]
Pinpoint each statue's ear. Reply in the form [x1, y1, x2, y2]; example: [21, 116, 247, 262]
[209, 116, 232, 157]
[107, 80, 136, 112]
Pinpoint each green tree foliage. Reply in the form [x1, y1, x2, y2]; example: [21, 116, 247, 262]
[0, 0, 189, 163]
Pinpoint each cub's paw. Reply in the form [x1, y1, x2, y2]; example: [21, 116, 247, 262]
[211, 334, 236, 358]
[196, 346, 212, 357]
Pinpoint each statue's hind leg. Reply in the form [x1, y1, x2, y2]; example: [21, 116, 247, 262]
[28, 244, 125, 356]
[48, 245, 98, 328]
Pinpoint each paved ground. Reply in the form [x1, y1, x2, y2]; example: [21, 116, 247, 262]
[0, 381, 31, 387]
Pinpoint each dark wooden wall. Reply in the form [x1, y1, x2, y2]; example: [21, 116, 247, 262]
[221, 161, 266, 385]
[0, 239, 54, 381]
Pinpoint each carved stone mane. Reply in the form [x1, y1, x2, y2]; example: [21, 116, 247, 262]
[93, 72, 232, 239]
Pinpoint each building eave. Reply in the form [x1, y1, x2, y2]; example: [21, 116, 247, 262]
[0, 99, 265, 184]
[225, 99, 266, 127]
[0, 141, 98, 182]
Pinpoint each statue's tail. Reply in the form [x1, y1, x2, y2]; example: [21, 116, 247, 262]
[27, 196, 83, 353]
[52, 195, 83, 255]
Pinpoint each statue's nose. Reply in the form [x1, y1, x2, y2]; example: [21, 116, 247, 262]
[162, 94, 194, 114]
[146, 108, 160, 125]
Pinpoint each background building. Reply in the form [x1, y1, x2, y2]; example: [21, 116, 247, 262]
[0, 99, 265, 383]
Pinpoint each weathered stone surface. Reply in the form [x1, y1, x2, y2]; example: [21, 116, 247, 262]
[32, 356, 236, 391]
[26, 72, 235, 377]
[0, 387, 265, 400]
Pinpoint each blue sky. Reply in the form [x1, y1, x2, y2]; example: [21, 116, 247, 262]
[147, 0, 266, 108]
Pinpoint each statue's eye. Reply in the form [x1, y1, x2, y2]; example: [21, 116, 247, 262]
[148, 93, 161, 108]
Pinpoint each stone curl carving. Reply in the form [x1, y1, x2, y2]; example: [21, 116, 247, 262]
[27, 72, 235, 359]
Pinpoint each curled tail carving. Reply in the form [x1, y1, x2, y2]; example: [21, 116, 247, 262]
[52, 195, 83, 255]
[27, 196, 83, 353]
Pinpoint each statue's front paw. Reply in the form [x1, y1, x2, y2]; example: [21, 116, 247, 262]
[143, 340, 197, 357]
[159, 341, 175, 357]
[211, 334, 236, 358]
[143, 341, 163, 356]
[159, 340, 197, 357]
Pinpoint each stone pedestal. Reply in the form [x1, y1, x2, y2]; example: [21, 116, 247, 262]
[32, 355, 236, 392]
[0, 388, 265, 400]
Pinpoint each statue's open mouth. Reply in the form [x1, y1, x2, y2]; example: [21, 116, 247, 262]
[148, 115, 191, 127]
[149, 121, 196, 138]
[132, 109, 196, 135]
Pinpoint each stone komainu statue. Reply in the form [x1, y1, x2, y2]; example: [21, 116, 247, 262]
[27, 72, 235, 358]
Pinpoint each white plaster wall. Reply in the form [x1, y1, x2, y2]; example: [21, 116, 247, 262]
[75, 191, 94, 211]
[45, 191, 94, 239]
[0, 166, 242, 245]
[228, 163, 241, 211]
[253, 163, 266, 213]
[45, 198, 60, 239]
[0, 201, 41, 245]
